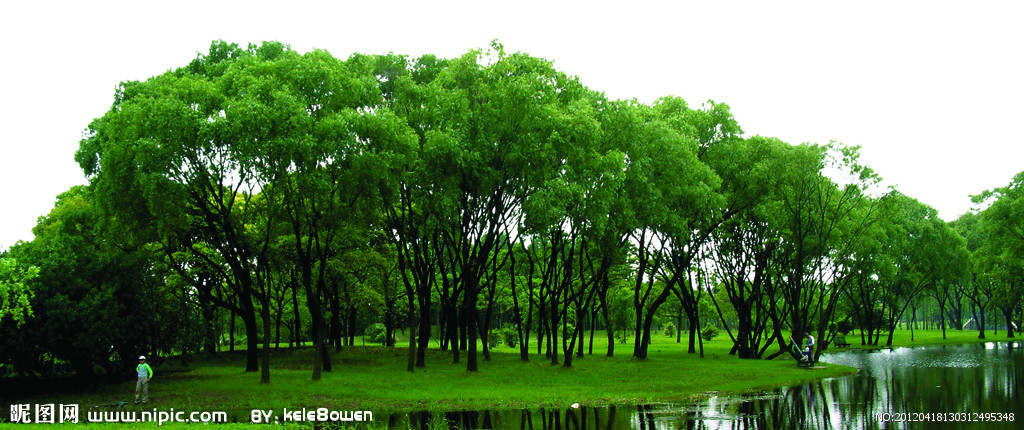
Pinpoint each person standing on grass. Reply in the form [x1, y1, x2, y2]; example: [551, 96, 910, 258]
[135, 355, 154, 404]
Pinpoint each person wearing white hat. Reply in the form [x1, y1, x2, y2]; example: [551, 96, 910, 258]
[135, 355, 154, 404]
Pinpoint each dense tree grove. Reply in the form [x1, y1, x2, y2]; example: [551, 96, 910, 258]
[2, 41, 1021, 381]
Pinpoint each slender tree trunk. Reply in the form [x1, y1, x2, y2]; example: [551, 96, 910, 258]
[1004, 308, 1015, 338]
[329, 284, 341, 350]
[450, 307, 460, 364]
[550, 300, 560, 365]
[240, 296, 260, 372]
[346, 308, 357, 346]
[274, 313, 282, 349]
[601, 300, 614, 357]
[686, 314, 698, 354]
[577, 302, 585, 359]
[291, 279, 301, 349]
[466, 291, 479, 371]
[416, 293, 430, 367]
[972, 302, 985, 339]
[676, 305, 683, 344]
[588, 307, 596, 356]
[459, 309, 468, 351]
[260, 296, 271, 384]
[508, 248, 530, 361]
[406, 291, 417, 372]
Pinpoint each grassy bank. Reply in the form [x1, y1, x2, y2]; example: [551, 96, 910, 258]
[833, 327, 1016, 350]
[6, 331, 856, 416]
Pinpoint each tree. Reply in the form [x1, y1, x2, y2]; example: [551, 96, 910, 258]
[874, 193, 959, 346]
[972, 171, 1024, 338]
[372, 52, 450, 370]
[76, 41, 411, 381]
[624, 98, 725, 360]
[928, 222, 970, 339]
[704, 136, 797, 358]
[76, 41, 279, 374]
[775, 143, 883, 360]
[426, 44, 596, 371]
[2, 187, 187, 378]
[953, 211, 993, 338]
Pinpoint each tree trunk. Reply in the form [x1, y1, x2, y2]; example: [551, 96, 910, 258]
[466, 292, 479, 372]
[229, 312, 236, 352]
[260, 296, 271, 384]
[291, 279, 301, 348]
[601, 299, 614, 357]
[416, 293, 431, 367]
[1005, 308, 1016, 338]
[240, 296, 260, 372]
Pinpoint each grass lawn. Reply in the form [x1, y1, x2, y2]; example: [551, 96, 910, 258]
[6, 331, 857, 417]
[833, 326, 1013, 350]
[8, 328, 1017, 428]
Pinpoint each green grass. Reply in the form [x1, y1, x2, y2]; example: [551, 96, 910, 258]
[832, 326, 1015, 350]
[6, 331, 855, 418]
[8, 328, 1016, 428]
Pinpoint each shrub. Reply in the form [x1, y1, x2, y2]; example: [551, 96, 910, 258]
[364, 323, 386, 344]
[502, 328, 519, 348]
[487, 331, 499, 349]
[700, 325, 720, 341]
[664, 323, 676, 337]
[836, 319, 854, 335]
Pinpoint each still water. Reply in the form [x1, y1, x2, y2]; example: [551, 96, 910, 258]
[392, 342, 1022, 430]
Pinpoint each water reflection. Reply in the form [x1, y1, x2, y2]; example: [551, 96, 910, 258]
[390, 342, 1021, 429]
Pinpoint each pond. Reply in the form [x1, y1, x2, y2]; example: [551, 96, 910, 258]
[388, 341, 1022, 430]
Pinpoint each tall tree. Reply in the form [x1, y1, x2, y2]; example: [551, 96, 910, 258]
[2, 187, 186, 377]
[775, 143, 883, 360]
[76, 41, 280, 373]
[972, 172, 1024, 338]
[428, 44, 594, 370]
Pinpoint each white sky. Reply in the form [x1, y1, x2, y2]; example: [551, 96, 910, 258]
[2, 1, 1022, 250]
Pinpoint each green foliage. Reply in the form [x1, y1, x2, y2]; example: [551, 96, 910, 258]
[700, 325, 720, 341]
[563, 323, 576, 339]
[365, 323, 387, 344]
[487, 331, 499, 349]
[7, 38, 1013, 381]
[0, 257, 37, 326]
[836, 319, 854, 336]
[0, 187, 194, 377]
[502, 328, 518, 348]
[969, 171, 1024, 334]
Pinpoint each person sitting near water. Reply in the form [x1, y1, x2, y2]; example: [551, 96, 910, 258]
[803, 332, 815, 362]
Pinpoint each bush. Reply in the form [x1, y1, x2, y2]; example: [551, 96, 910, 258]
[502, 328, 518, 348]
[664, 323, 676, 337]
[487, 331, 499, 349]
[836, 319, 854, 335]
[364, 323, 386, 344]
[700, 325, 720, 341]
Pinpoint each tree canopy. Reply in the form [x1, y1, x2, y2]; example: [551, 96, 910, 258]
[2, 40, 1020, 382]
